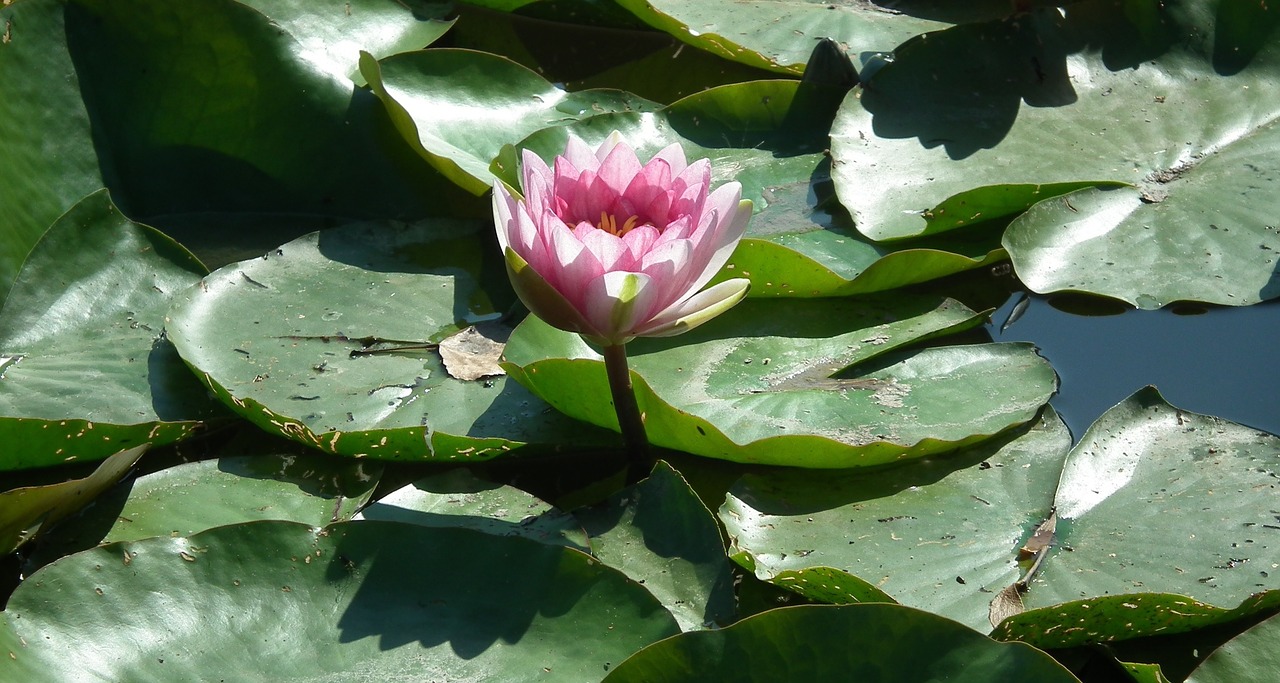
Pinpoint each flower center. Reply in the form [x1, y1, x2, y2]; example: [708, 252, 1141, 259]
[598, 212, 642, 237]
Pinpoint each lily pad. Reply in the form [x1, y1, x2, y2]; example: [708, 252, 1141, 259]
[356, 467, 587, 547]
[242, 0, 454, 82]
[0, 0, 105, 305]
[830, 2, 1280, 306]
[600, 603, 1080, 683]
[503, 294, 1056, 467]
[995, 387, 1280, 646]
[573, 461, 736, 631]
[165, 219, 616, 461]
[58, 0, 465, 251]
[614, 0, 1016, 74]
[725, 384, 1280, 644]
[361, 48, 660, 194]
[0, 445, 146, 556]
[0, 521, 680, 681]
[1186, 610, 1280, 683]
[0, 191, 222, 471]
[721, 408, 1071, 632]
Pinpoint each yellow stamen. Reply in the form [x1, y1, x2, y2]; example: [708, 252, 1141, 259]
[598, 211, 642, 237]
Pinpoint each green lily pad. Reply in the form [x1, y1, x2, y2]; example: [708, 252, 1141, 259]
[359, 462, 735, 631]
[100, 453, 382, 543]
[165, 219, 615, 461]
[503, 294, 1056, 467]
[830, 2, 1280, 306]
[361, 48, 660, 195]
[726, 383, 1280, 644]
[59, 0, 466, 251]
[1186, 610, 1280, 683]
[0, 445, 146, 556]
[721, 408, 1071, 632]
[243, 0, 454, 82]
[994, 387, 1280, 646]
[0, 191, 223, 471]
[501, 79, 1007, 297]
[0, 0, 105, 306]
[356, 467, 587, 547]
[600, 603, 1080, 683]
[614, 0, 1016, 74]
[573, 462, 736, 631]
[0, 521, 680, 681]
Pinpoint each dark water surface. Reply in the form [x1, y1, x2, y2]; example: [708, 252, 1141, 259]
[987, 295, 1280, 441]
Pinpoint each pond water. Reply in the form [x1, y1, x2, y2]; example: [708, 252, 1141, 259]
[988, 294, 1280, 441]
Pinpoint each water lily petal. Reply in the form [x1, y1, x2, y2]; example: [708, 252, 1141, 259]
[504, 247, 603, 339]
[620, 157, 672, 221]
[596, 142, 643, 195]
[633, 278, 751, 338]
[563, 136, 600, 172]
[621, 224, 660, 262]
[650, 143, 687, 178]
[684, 198, 753, 295]
[583, 270, 657, 344]
[638, 237, 693, 283]
[579, 226, 627, 273]
[492, 181, 520, 253]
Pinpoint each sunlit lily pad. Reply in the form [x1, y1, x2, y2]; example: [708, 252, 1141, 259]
[614, 0, 1016, 73]
[830, 2, 1280, 306]
[166, 219, 615, 461]
[361, 48, 659, 194]
[726, 387, 1280, 644]
[0, 521, 680, 681]
[242, 0, 453, 82]
[721, 408, 1071, 632]
[0, 191, 223, 471]
[504, 294, 1056, 467]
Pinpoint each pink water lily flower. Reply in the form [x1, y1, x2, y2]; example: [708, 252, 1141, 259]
[493, 133, 751, 346]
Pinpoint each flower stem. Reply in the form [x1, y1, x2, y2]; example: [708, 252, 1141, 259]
[601, 343, 651, 482]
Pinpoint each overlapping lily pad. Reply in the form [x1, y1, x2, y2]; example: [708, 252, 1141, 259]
[614, 0, 1017, 74]
[996, 387, 1280, 646]
[0, 191, 223, 471]
[725, 388, 1280, 644]
[165, 219, 616, 461]
[361, 48, 660, 194]
[0, 0, 104, 305]
[722, 408, 1071, 632]
[1186, 610, 1280, 683]
[243, 0, 454, 82]
[0, 521, 680, 681]
[503, 294, 1056, 467]
[601, 603, 1080, 682]
[359, 463, 735, 631]
[830, 1, 1280, 306]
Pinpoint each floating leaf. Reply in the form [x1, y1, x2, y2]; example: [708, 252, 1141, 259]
[504, 294, 1055, 467]
[601, 603, 1080, 683]
[0, 0, 105, 304]
[721, 408, 1071, 632]
[0, 445, 145, 555]
[830, 2, 1280, 306]
[573, 462, 735, 631]
[361, 48, 659, 194]
[0, 521, 680, 681]
[356, 468, 586, 548]
[166, 219, 616, 461]
[614, 0, 1016, 73]
[0, 191, 222, 471]
[1186, 610, 1280, 683]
